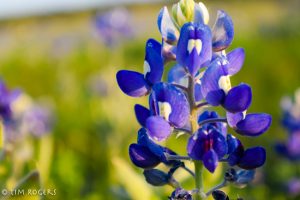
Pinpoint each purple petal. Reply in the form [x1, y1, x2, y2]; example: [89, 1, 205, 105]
[211, 129, 228, 159]
[177, 22, 212, 76]
[212, 10, 234, 51]
[146, 116, 172, 141]
[162, 41, 177, 62]
[206, 90, 225, 106]
[137, 128, 165, 160]
[203, 149, 218, 173]
[228, 140, 244, 166]
[236, 113, 272, 136]
[157, 7, 178, 44]
[227, 134, 240, 154]
[144, 39, 164, 84]
[194, 3, 208, 25]
[226, 111, 244, 128]
[223, 84, 252, 113]
[194, 80, 203, 102]
[187, 131, 206, 160]
[167, 64, 188, 87]
[226, 48, 245, 75]
[201, 60, 227, 106]
[129, 144, 161, 169]
[116, 70, 149, 97]
[150, 83, 190, 128]
[238, 147, 266, 169]
[135, 105, 150, 127]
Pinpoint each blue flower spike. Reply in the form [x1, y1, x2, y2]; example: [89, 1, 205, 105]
[116, 0, 271, 198]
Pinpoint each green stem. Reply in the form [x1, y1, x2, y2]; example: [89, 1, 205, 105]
[187, 75, 204, 200]
[194, 161, 204, 200]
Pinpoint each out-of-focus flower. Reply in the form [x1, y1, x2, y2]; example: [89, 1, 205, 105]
[276, 89, 300, 160]
[20, 104, 53, 137]
[0, 80, 21, 121]
[93, 8, 134, 47]
[287, 178, 300, 197]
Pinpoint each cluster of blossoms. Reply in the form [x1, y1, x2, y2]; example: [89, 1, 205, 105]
[116, 0, 271, 199]
[276, 89, 300, 197]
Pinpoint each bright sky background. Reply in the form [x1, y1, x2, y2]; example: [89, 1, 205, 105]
[0, 0, 162, 19]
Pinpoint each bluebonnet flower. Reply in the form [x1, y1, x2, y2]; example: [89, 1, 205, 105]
[93, 8, 133, 47]
[116, 0, 271, 198]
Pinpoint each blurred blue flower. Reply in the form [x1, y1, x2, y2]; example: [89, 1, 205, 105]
[93, 8, 134, 47]
[276, 89, 300, 160]
[0, 80, 21, 121]
[287, 178, 300, 197]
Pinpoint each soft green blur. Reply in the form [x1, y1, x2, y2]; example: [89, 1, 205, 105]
[0, 0, 300, 199]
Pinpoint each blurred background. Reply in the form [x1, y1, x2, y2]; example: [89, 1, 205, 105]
[0, 0, 300, 199]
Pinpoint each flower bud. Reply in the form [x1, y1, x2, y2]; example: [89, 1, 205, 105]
[143, 169, 170, 186]
[212, 190, 229, 200]
[172, 0, 195, 27]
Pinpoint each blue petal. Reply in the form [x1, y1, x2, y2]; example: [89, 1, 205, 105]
[168, 64, 188, 87]
[238, 147, 266, 169]
[223, 84, 252, 113]
[143, 169, 169, 186]
[162, 41, 177, 62]
[206, 90, 225, 106]
[144, 39, 164, 84]
[235, 169, 255, 186]
[150, 83, 190, 128]
[203, 149, 218, 173]
[137, 128, 176, 164]
[226, 111, 244, 128]
[227, 134, 240, 154]
[129, 144, 161, 169]
[177, 22, 212, 76]
[157, 6, 178, 44]
[116, 70, 149, 97]
[194, 80, 203, 102]
[187, 130, 206, 160]
[135, 104, 150, 127]
[146, 116, 172, 141]
[201, 60, 227, 106]
[194, 3, 207, 25]
[211, 129, 228, 159]
[236, 113, 272, 136]
[226, 48, 245, 75]
[212, 10, 234, 51]
[228, 140, 244, 166]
